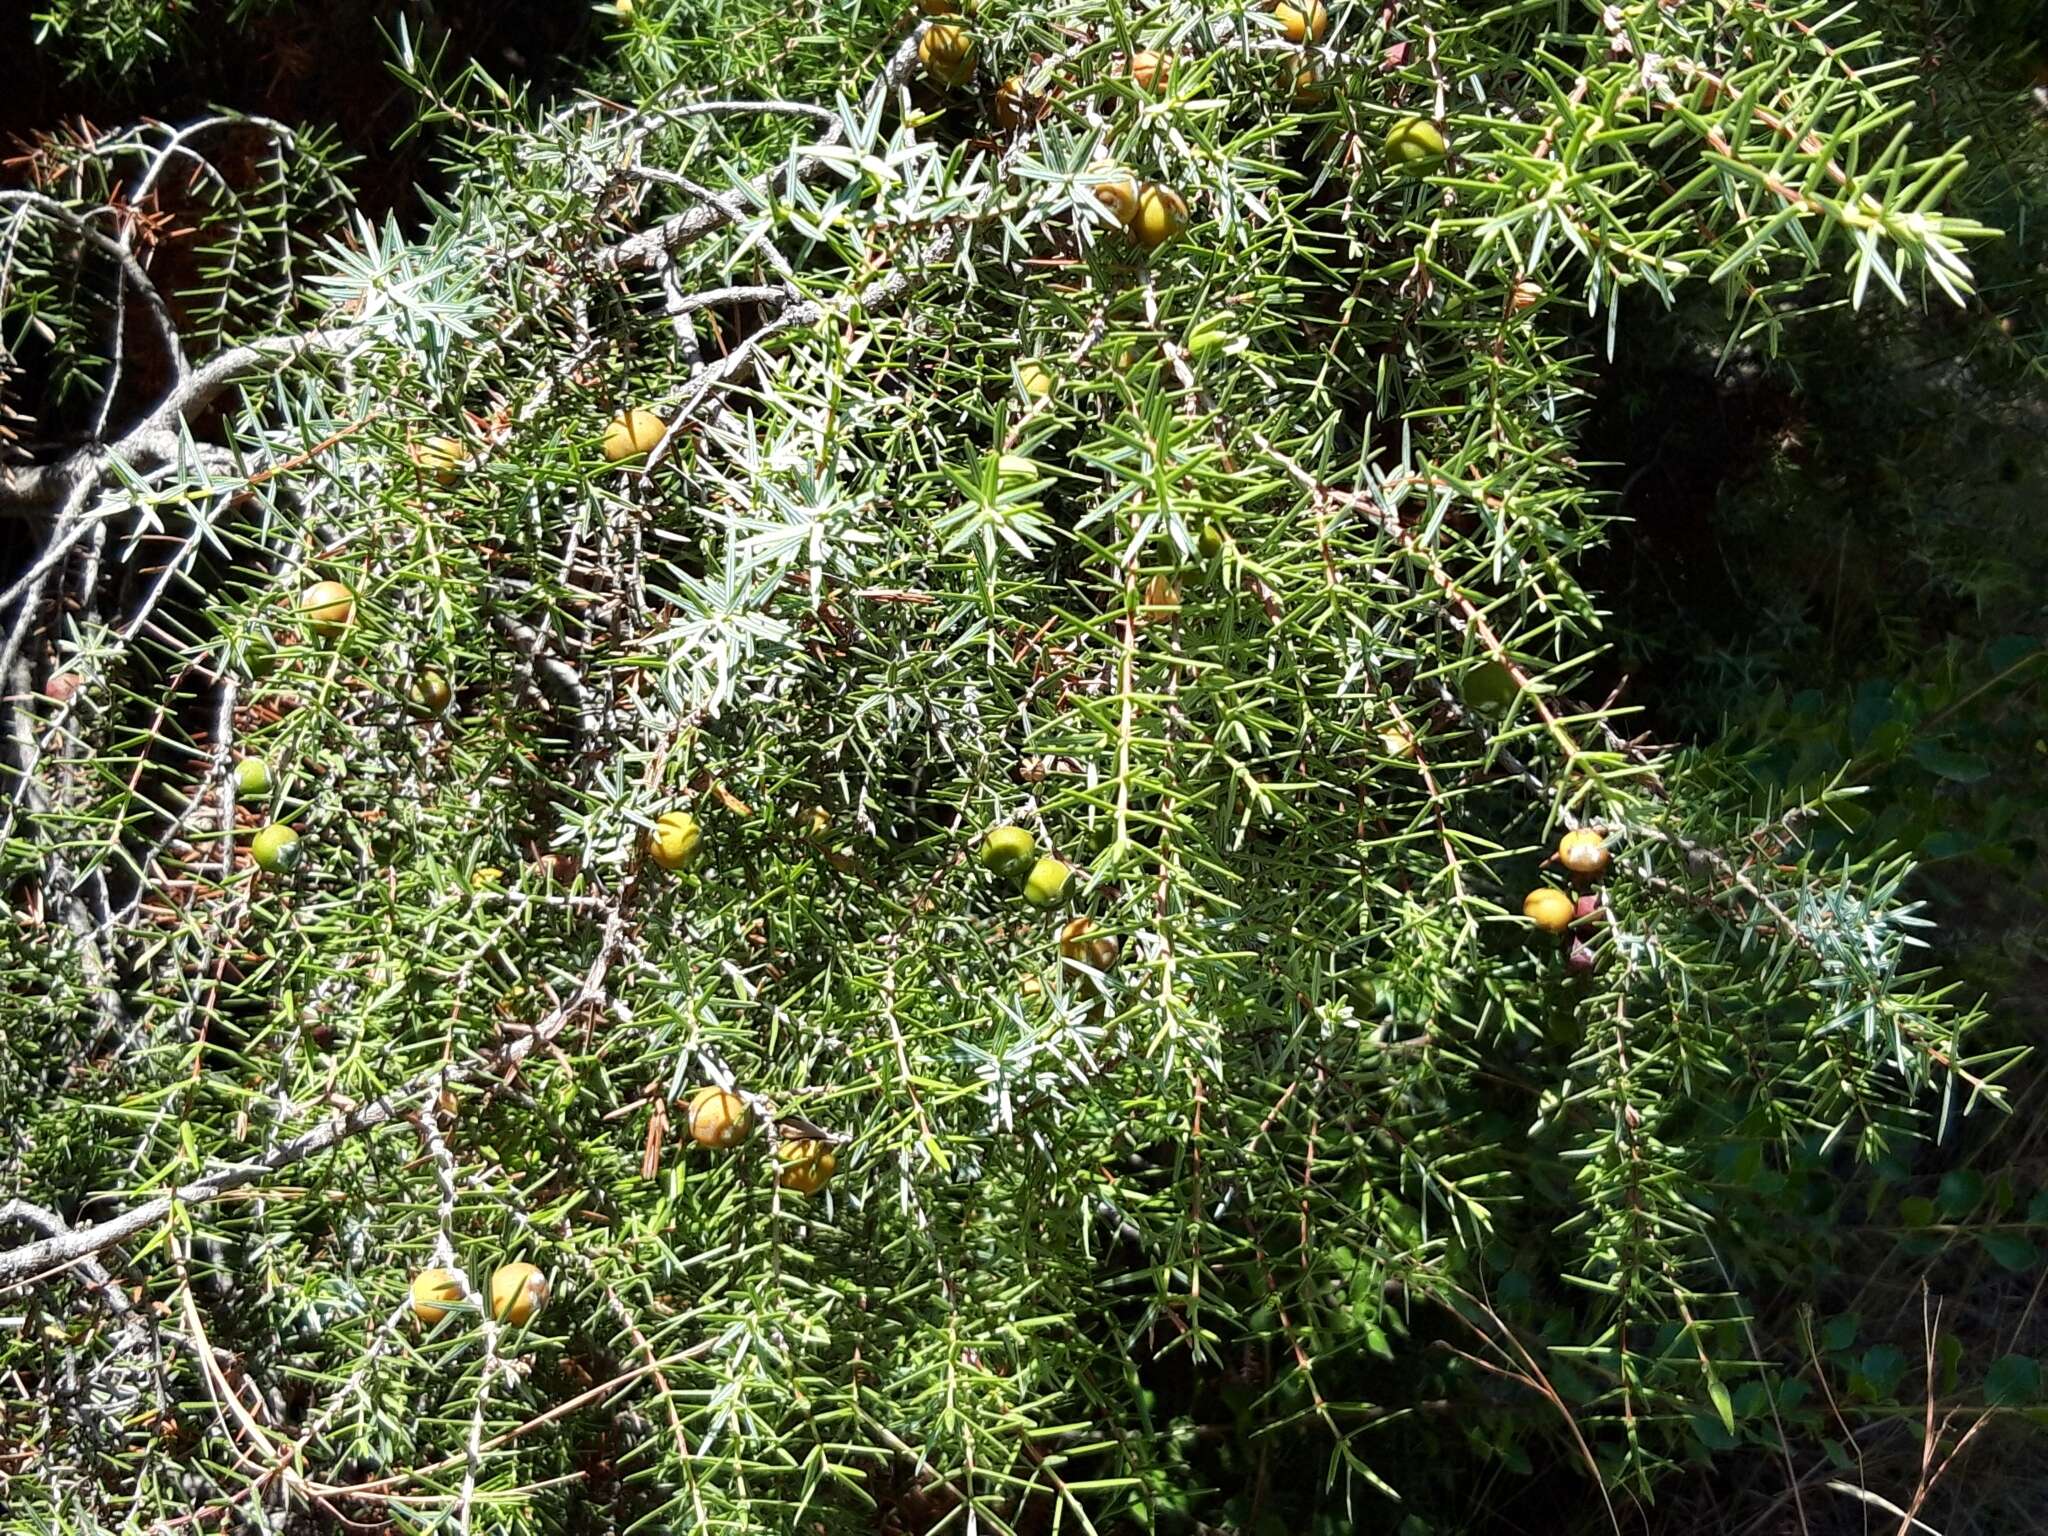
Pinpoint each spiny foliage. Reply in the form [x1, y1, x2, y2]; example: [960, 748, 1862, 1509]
[0, 114, 351, 448]
[28, 0, 297, 80]
[0, 0, 2029, 1531]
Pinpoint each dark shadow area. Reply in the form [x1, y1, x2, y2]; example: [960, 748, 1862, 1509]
[0, 0, 603, 224]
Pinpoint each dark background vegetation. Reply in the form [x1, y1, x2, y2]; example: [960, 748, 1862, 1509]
[6, 1, 2045, 1530]
[0, 1, 599, 219]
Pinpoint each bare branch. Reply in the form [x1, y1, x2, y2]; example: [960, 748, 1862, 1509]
[590, 26, 930, 275]
[0, 1064, 471, 1292]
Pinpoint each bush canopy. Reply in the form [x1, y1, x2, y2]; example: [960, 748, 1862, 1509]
[0, 0, 2034, 1530]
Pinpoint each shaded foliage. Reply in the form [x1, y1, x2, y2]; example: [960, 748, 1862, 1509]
[2, 1, 2045, 1533]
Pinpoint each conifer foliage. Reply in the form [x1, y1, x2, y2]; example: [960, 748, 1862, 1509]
[0, 0, 2025, 1528]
